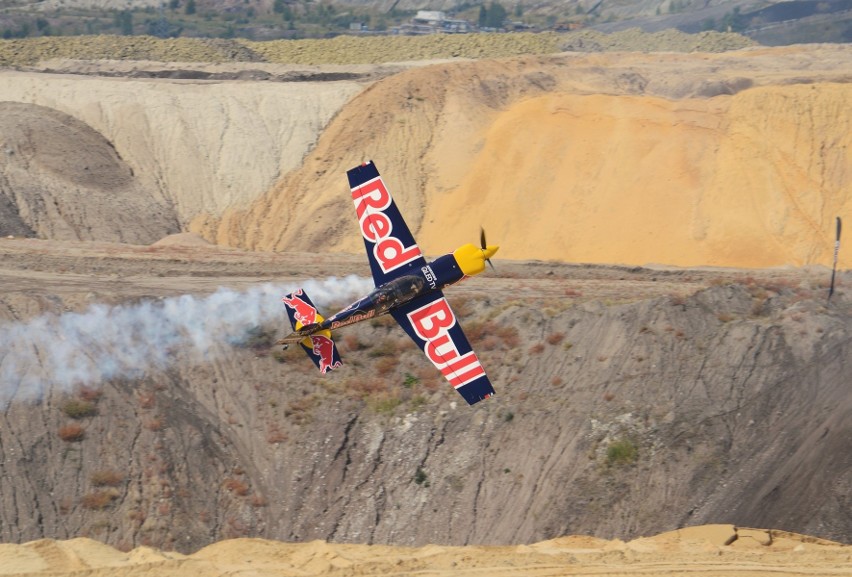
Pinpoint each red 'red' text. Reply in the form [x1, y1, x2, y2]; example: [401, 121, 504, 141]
[352, 177, 422, 275]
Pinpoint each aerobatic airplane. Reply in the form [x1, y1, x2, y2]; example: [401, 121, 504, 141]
[277, 160, 499, 405]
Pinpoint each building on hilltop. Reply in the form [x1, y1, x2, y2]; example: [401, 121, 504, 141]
[394, 10, 475, 34]
[414, 10, 446, 25]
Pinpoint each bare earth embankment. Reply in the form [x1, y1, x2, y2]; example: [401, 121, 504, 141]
[0, 235, 850, 576]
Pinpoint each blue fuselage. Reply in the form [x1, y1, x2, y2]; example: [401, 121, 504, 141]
[321, 254, 465, 332]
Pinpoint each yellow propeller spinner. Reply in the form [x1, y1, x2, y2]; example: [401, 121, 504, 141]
[453, 228, 499, 276]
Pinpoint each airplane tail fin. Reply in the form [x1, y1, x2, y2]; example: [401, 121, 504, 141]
[280, 289, 342, 374]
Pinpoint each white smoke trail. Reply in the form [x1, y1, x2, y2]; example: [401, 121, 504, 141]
[0, 275, 374, 405]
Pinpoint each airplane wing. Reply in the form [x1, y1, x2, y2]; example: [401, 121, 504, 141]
[347, 161, 428, 286]
[391, 291, 495, 405]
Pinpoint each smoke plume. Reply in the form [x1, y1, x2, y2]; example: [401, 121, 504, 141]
[0, 276, 373, 405]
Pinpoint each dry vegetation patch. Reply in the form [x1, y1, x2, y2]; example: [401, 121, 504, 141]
[0, 29, 756, 68]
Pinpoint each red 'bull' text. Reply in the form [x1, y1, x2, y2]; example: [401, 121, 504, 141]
[407, 299, 485, 388]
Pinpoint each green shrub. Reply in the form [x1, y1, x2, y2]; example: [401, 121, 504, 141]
[606, 439, 638, 466]
[403, 373, 419, 388]
[409, 395, 427, 410]
[414, 467, 429, 486]
[370, 394, 401, 414]
[61, 399, 97, 419]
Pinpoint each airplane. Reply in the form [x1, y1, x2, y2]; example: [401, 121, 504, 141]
[276, 160, 499, 405]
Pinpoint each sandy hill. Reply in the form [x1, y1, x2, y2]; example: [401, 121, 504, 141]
[2, 43, 848, 268]
[206, 45, 852, 269]
[0, 525, 849, 577]
[0, 64, 365, 234]
[0, 101, 177, 243]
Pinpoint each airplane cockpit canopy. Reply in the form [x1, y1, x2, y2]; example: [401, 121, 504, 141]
[371, 275, 425, 309]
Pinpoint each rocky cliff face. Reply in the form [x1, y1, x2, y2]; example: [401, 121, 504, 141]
[1, 248, 849, 552]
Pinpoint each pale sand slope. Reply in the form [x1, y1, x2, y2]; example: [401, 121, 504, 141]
[212, 45, 852, 269]
[0, 526, 849, 577]
[0, 67, 365, 226]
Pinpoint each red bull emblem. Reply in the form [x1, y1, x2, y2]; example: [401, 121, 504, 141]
[407, 299, 485, 388]
[281, 289, 317, 326]
[351, 176, 422, 275]
[330, 308, 375, 330]
[311, 335, 341, 374]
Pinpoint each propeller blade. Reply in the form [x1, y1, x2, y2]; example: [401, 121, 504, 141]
[480, 227, 495, 270]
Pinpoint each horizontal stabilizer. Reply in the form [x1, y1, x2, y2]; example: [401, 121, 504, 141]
[299, 334, 342, 374]
[280, 289, 342, 374]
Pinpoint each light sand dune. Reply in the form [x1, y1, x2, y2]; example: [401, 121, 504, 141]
[426, 84, 852, 268]
[213, 46, 852, 269]
[1, 526, 848, 577]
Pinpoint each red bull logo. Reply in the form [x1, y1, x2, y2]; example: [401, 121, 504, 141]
[351, 176, 422, 275]
[330, 308, 375, 330]
[311, 335, 341, 374]
[281, 289, 317, 327]
[407, 298, 485, 388]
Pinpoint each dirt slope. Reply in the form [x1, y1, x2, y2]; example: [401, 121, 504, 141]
[208, 45, 852, 268]
[0, 239, 849, 553]
[0, 102, 177, 243]
[0, 67, 365, 233]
